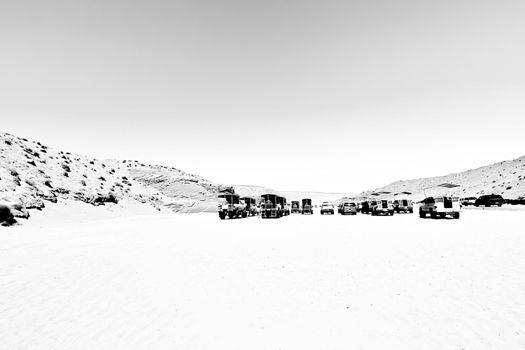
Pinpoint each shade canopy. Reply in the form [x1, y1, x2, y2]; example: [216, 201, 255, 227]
[435, 183, 461, 188]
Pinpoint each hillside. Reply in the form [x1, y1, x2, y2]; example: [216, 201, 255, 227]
[3, 131, 524, 225]
[0, 132, 220, 220]
[365, 155, 525, 200]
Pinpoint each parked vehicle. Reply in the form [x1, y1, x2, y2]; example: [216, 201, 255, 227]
[393, 199, 413, 213]
[291, 201, 301, 213]
[340, 202, 357, 215]
[261, 194, 284, 218]
[460, 197, 477, 206]
[368, 200, 378, 213]
[320, 202, 335, 215]
[240, 197, 258, 216]
[507, 197, 525, 205]
[474, 194, 504, 207]
[301, 198, 313, 214]
[281, 197, 290, 216]
[371, 199, 394, 216]
[218, 193, 247, 219]
[419, 196, 461, 219]
[359, 201, 371, 214]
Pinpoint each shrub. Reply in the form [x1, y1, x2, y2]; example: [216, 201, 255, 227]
[0, 204, 16, 226]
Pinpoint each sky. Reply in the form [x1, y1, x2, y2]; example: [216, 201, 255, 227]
[1, 0, 525, 193]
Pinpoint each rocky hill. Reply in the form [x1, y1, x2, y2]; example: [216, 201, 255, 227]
[364, 155, 525, 200]
[0, 132, 220, 222]
[2, 131, 524, 225]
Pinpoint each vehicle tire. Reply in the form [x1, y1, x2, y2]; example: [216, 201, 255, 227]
[419, 209, 426, 218]
[228, 212, 234, 219]
[430, 211, 437, 219]
[440, 213, 445, 219]
[219, 212, 226, 220]
[389, 211, 394, 216]
[242, 212, 247, 218]
[454, 212, 460, 219]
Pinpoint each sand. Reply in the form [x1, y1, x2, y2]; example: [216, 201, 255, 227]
[1, 205, 525, 349]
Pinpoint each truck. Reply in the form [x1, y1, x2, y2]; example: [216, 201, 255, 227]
[419, 196, 461, 219]
[393, 199, 413, 213]
[320, 202, 335, 215]
[240, 197, 258, 216]
[291, 201, 301, 214]
[371, 199, 395, 216]
[218, 193, 247, 219]
[301, 198, 313, 214]
[474, 194, 504, 207]
[279, 197, 290, 216]
[261, 194, 284, 218]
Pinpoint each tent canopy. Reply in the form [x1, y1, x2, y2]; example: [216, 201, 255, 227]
[394, 191, 413, 196]
[435, 183, 461, 188]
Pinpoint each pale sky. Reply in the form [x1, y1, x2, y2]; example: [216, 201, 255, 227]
[1, 0, 524, 192]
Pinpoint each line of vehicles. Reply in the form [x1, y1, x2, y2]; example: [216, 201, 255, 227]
[218, 187, 462, 220]
[218, 182, 523, 220]
[218, 195, 465, 220]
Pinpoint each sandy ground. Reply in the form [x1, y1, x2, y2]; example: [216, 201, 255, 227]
[1, 206, 525, 349]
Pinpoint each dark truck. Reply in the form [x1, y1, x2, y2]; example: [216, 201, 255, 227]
[240, 197, 258, 216]
[218, 193, 247, 219]
[371, 199, 395, 216]
[301, 198, 313, 214]
[474, 194, 504, 207]
[291, 201, 301, 214]
[359, 201, 370, 214]
[261, 193, 284, 218]
[393, 199, 413, 213]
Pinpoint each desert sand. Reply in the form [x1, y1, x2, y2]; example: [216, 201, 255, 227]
[1, 204, 525, 349]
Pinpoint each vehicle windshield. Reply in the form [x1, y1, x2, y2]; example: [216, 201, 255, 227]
[344, 203, 355, 207]
[401, 200, 408, 206]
